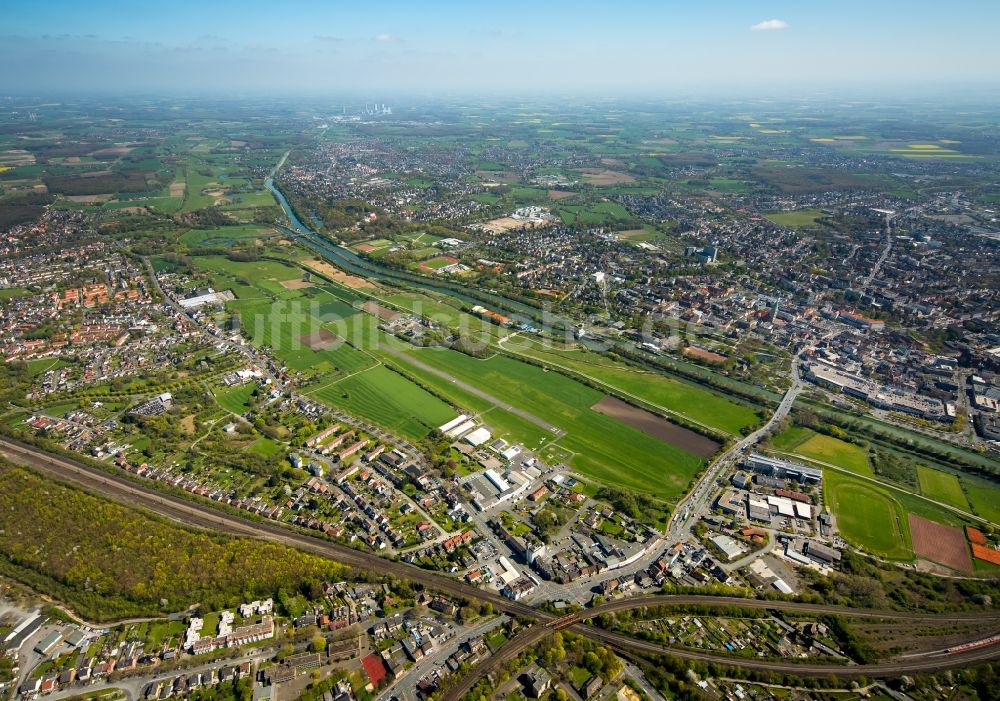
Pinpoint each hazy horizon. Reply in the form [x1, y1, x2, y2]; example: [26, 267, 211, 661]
[3, 0, 999, 96]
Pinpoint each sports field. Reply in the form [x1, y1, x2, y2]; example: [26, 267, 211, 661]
[916, 466, 969, 510]
[396, 348, 705, 501]
[505, 340, 759, 435]
[824, 470, 912, 560]
[771, 426, 873, 476]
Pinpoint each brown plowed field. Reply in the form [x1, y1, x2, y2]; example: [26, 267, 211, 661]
[590, 395, 720, 458]
[299, 328, 340, 350]
[909, 514, 972, 572]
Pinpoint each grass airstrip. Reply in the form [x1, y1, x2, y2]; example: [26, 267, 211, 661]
[181, 253, 745, 501]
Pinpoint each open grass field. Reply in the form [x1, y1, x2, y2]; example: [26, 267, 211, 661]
[964, 478, 1000, 524]
[556, 200, 631, 226]
[380, 290, 500, 338]
[246, 437, 283, 457]
[306, 365, 456, 440]
[26, 357, 74, 377]
[506, 340, 759, 435]
[227, 297, 373, 374]
[179, 224, 277, 248]
[219, 190, 277, 209]
[189, 259, 463, 440]
[364, 338, 555, 449]
[771, 426, 873, 476]
[192, 255, 306, 297]
[0, 287, 32, 300]
[179, 163, 222, 213]
[616, 225, 672, 243]
[396, 348, 705, 501]
[824, 470, 912, 560]
[916, 466, 969, 511]
[765, 208, 826, 229]
[214, 383, 257, 414]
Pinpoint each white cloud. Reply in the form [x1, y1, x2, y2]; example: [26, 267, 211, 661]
[750, 19, 788, 31]
[373, 33, 399, 42]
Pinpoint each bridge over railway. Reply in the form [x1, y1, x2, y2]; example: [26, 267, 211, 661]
[1, 436, 998, 701]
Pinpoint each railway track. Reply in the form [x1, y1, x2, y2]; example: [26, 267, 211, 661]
[0, 437, 539, 619]
[3, 436, 999, 693]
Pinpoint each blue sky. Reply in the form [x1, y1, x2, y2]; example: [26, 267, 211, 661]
[2, 0, 998, 94]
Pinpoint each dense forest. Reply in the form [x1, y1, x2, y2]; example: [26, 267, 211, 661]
[0, 461, 352, 620]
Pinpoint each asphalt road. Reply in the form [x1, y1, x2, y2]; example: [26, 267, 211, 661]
[4, 437, 999, 695]
[376, 616, 507, 701]
[664, 350, 804, 547]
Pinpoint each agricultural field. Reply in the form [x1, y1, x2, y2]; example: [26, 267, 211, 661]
[771, 426, 873, 476]
[916, 466, 969, 511]
[888, 143, 973, 159]
[505, 339, 760, 435]
[908, 514, 972, 573]
[824, 470, 912, 560]
[393, 347, 705, 501]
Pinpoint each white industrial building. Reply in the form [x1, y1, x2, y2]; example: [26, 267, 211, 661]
[446, 420, 476, 438]
[464, 427, 492, 446]
[438, 415, 468, 433]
